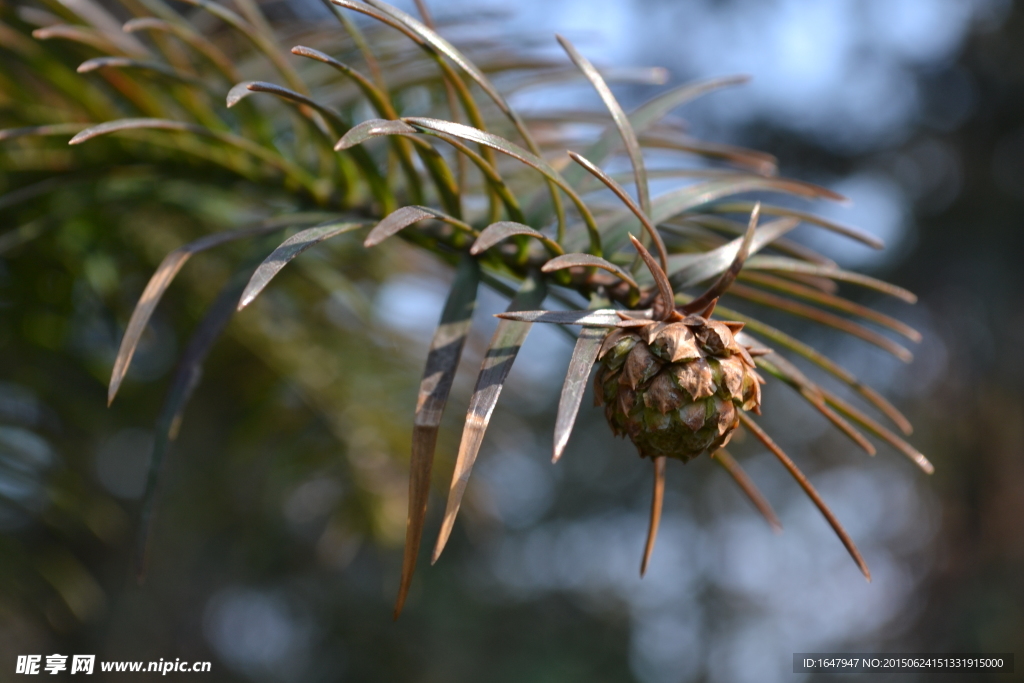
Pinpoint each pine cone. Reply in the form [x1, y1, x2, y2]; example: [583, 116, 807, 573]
[594, 315, 764, 462]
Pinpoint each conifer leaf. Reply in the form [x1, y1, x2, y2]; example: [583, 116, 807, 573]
[653, 176, 843, 222]
[738, 412, 870, 581]
[641, 456, 666, 576]
[663, 213, 836, 266]
[494, 309, 621, 326]
[68, 119, 319, 195]
[639, 133, 778, 175]
[680, 202, 760, 313]
[728, 283, 914, 362]
[123, 17, 241, 82]
[404, 117, 602, 254]
[410, 0, 465, 195]
[404, 117, 551, 175]
[292, 47, 391, 114]
[753, 352, 876, 455]
[175, 0, 307, 94]
[568, 151, 668, 270]
[541, 254, 638, 290]
[362, 0, 529, 136]
[69, 118, 202, 145]
[744, 256, 918, 303]
[629, 235, 675, 319]
[339, 120, 521, 221]
[364, 205, 474, 248]
[562, 74, 752, 188]
[506, 65, 669, 97]
[553, 326, 605, 463]
[238, 220, 365, 310]
[709, 202, 884, 249]
[49, 0, 149, 56]
[108, 218, 327, 405]
[227, 81, 347, 134]
[0, 124, 87, 142]
[292, 45, 434, 208]
[820, 388, 933, 474]
[32, 24, 133, 56]
[470, 222, 563, 256]
[596, 176, 842, 251]
[557, 35, 650, 217]
[396, 255, 480, 619]
[711, 449, 782, 533]
[136, 270, 252, 580]
[719, 306, 912, 434]
[346, 0, 566, 232]
[668, 218, 800, 288]
[76, 57, 205, 88]
[432, 272, 547, 563]
[336, 118, 418, 149]
[738, 272, 922, 342]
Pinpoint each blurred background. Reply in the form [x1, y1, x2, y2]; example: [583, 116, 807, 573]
[1, 0, 1022, 681]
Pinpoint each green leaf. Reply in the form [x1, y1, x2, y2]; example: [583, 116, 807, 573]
[77, 56, 207, 89]
[123, 17, 241, 83]
[471, 222, 563, 256]
[432, 271, 547, 562]
[68, 119, 321, 199]
[174, 0, 308, 94]
[557, 35, 650, 218]
[396, 255, 480, 619]
[668, 217, 800, 288]
[679, 202, 759, 314]
[336, 118, 418, 149]
[237, 220, 365, 309]
[405, 117, 601, 255]
[0, 124, 88, 142]
[363, 205, 474, 248]
[711, 449, 782, 533]
[641, 456, 666, 577]
[707, 300, 913, 435]
[553, 326, 605, 462]
[708, 201, 884, 249]
[729, 282, 914, 362]
[738, 271, 921, 341]
[339, 119, 521, 222]
[135, 269, 251, 580]
[561, 74, 752, 189]
[568, 151, 668, 271]
[738, 412, 870, 581]
[751, 349, 876, 455]
[32, 24, 141, 57]
[743, 256, 917, 303]
[108, 217, 329, 405]
[495, 309, 622, 326]
[819, 386, 934, 474]
[541, 253, 638, 291]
